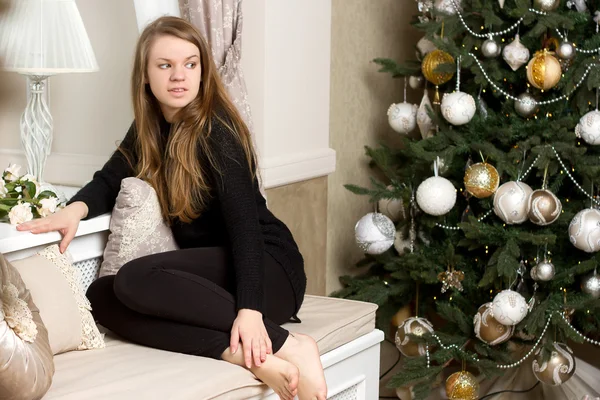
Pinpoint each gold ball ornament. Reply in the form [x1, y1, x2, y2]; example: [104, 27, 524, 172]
[445, 371, 479, 400]
[473, 303, 514, 345]
[464, 162, 500, 199]
[532, 342, 576, 386]
[533, 0, 560, 11]
[526, 50, 562, 90]
[528, 189, 562, 226]
[421, 50, 455, 86]
[395, 317, 434, 357]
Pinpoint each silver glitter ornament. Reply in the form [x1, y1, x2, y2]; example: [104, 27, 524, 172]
[533, 0, 560, 11]
[354, 212, 395, 255]
[533, 259, 555, 281]
[482, 38, 502, 58]
[581, 272, 600, 299]
[515, 92, 538, 118]
[557, 41, 576, 60]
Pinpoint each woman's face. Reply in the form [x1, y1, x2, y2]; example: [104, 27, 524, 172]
[147, 35, 202, 121]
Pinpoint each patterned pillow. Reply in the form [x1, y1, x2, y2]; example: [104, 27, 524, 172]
[0, 254, 54, 399]
[100, 177, 178, 277]
[12, 245, 105, 355]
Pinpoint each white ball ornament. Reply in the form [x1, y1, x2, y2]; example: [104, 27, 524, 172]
[493, 181, 533, 224]
[482, 38, 502, 58]
[569, 208, 600, 253]
[440, 91, 476, 126]
[575, 110, 600, 145]
[416, 176, 457, 216]
[502, 34, 530, 71]
[492, 290, 528, 326]
[416, 36, 436, 60]
[354, 212, 395, 255]
[387, 102, 418, 134]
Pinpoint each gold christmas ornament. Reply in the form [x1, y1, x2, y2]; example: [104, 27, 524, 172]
[421, 49, 455, 86]
[532, 342, 576, 386]
[533, 0, 560, 11]
[395, 317, 434, 357]
[526, 50, 562, 90]
[473, 303, 514, 345]
[528, 189, 562, 226]
[464, 162, 500, 199]
[438, 267, 465, 293]
[445, 371, 479, 400]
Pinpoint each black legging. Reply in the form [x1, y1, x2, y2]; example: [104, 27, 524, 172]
[86, 247, 296, 360]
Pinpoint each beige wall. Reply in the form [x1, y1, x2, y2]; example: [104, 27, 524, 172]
[326, 0, 421, 294]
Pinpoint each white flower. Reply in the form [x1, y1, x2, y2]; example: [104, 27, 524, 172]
[38, 197, 59, 217]
[0, 179, 6, 198]
[21, 173, 40, 194]
[8, 203, 33, 225]
[4, 164, 21, 182]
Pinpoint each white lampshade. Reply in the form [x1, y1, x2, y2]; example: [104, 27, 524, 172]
[0, 0, 99, 75]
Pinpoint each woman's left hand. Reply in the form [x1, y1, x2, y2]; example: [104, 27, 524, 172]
[230, 309, 273, 368]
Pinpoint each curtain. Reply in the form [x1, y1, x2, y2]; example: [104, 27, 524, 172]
[179, 0, 264, 196]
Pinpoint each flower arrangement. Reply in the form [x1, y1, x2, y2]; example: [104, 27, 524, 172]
[0, 164, 62, 225]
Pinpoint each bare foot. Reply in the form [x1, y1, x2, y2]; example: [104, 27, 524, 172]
[222, 349, 299, 400]
[277, 333, 327, 400]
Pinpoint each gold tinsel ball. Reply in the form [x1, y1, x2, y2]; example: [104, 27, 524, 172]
[394, 317, 434, 357]
[464, 162, 500, 199]
[532, 342, 576, 386]
[445, 371, 479, 400]
[526, 50, 562, 90]
[421, 50, 455, 86]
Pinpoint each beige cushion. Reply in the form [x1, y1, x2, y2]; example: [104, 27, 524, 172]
[46, 295, 377, 400]
[100, 177, 178, 277]
[0, 254, 54, 400]
[11, 245, 105, 355]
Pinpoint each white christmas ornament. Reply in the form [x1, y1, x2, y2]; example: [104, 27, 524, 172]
[569, 208, 600, 253]
[409, 75, 425, 89]
[482, 38, 502, 58]
[492, 290, 528, 326]
[354, 212, 395, 255]
[441, 91, 476, 126]
[434, 0, 461, 14]
[378, 187, 406, 222]
[575, 110, 600, 145]
[417, 90, 435, 139]
[493, 181, 533, 224]
[416, 36, 436, 60]
[416, 176, 457, 216]
[388, 102, 418, 134]
[498, 0, 505, 8]
[502, 35, 530, 71]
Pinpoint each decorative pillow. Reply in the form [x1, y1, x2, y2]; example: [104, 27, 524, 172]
[0, 253, 54, 400]
[11, 245, 105, 355]
[100, 177, 178, 277]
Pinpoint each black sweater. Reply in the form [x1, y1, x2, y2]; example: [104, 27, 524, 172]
[68, 117, 306, 315]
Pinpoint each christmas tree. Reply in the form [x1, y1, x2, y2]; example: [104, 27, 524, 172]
[334, 0, 600, 399]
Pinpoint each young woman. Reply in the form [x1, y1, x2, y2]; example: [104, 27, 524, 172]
[17, 16, 326, 400]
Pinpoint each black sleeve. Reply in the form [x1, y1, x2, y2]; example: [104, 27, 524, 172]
[208, 122, 265, 313]
[67, 122, 137, 220]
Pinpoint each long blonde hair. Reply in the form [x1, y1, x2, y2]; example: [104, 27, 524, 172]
[126, 16, 257, 224]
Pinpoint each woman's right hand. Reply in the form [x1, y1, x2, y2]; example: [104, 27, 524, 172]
[16, 201, 89, 254]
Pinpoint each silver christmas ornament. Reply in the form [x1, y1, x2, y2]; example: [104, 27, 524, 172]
[567, 0, 587, 12]
[575, 110, 600, 145]
[409, 75, 425, 89]
[387, 102, 418, 134]
[515, 92, 538, 118]
[557, 41, 576, 60]
[533, 0, 560, 11]
[569, 208, 600, 252]
[502, 34, 530, 71]
[533, 259, 555, 281]
[434, 0, 461, 15]
[477, 94, 488, 120]
[493, 181, 533, 224]
[354, 212, 395, 255]
[482, 38, 502, 58]
[417, 90, 435, 139]
[581, 272, 600, 299]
